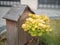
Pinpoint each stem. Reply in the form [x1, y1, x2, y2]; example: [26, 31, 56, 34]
[28, 38, 34, 45]
[25, 37, 40, 45]
[37, 37, 40, 45]
[25, 37, 34, 45]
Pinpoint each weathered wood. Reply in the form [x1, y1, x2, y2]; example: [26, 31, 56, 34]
[3, 5, 35, 45]
[18, 9, 32, 45]
[3, 5, 34, 22]
[6, 20, 18, 45]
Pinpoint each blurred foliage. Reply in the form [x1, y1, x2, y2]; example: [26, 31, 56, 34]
[40, 19, 60, 45]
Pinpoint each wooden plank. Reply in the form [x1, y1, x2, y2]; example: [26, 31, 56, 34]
[18, 9, 33, 45]
[6, 20, 18, 45]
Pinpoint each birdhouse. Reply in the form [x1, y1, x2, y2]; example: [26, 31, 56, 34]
[3, 5, 35, 45]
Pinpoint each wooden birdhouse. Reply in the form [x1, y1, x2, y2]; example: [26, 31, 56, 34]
[3, 5, 35, 45]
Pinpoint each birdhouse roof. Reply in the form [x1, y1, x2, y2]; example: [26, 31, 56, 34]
[3, 5, 35, 22]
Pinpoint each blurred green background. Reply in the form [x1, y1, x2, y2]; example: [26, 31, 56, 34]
[41, 19, 60, 45]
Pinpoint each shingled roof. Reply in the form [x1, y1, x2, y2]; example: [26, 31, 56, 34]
[3, 5, 35, 22]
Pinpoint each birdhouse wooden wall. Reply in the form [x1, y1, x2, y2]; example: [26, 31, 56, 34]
[6, 20, 18, 45]
[18, 8, 34, 45]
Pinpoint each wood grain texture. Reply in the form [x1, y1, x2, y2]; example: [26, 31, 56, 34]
[6, 20, 18, 45]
